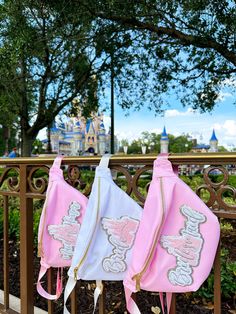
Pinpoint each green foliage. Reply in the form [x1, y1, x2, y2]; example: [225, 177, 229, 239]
[128, 132, 193, 154]
[193, 249, 236, 301]
[0, 0, 101, 156]
[0, 196, 44, 244]
[1, 0, 236, 156]
[70, 0, 236, 111]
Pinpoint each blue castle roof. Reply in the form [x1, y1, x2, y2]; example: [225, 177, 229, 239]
[86, 119, 95, 133]
[51, 121, 59, 133]
[59, 122, 65, 129]
[59, 140, 71, 145]
[161, 126, 168, 141]
[193, 144, 210, 150]
[210, 129, 218, 142]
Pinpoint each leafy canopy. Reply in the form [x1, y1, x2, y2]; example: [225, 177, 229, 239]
[73, 0, 236, 112]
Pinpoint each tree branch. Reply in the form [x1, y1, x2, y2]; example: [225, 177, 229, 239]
[95, 12, 236, 67]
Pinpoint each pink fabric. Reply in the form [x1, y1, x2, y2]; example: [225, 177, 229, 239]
[37, 156, 88, 299]
[124, 155, 220, 314]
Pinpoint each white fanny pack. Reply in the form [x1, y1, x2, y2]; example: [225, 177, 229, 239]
[64, 154, 142, 313]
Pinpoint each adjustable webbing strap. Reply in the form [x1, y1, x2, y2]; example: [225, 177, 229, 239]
[63, 276, 77, 314]
[92, 280, 103, 314]
[99, 154, 112, 168]
[37, 266, 63, 300]
[124, 286, 141, 314]
[159, 292, 172, 314]
[157, 153, 178, 175]
[52, 155, 63, 169]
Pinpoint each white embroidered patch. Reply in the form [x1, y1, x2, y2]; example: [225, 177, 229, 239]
[101, 216, 139, 273]
[160, 204, 206, 286]
[48, 201, 81, 260]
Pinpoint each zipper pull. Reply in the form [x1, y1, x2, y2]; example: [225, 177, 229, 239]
[74, 267, 78, 281]
[132, 273, 142, 292]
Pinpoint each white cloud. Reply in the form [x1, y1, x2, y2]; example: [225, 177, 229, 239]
[164, 108, 197, 118]
[213, 123, 223, 131]
[115, 131, 141, 143]
[213, 120, 236, 137]
[216, 91, 233, 102]
[223, 120, 236, 136]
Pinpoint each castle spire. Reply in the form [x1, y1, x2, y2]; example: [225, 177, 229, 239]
[209, 129, 218, 152]
[160, 126, 169, 153]
[210, 129, 218, 142]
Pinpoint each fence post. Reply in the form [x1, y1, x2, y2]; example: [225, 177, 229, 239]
[3, 195, 9, 309]
[214, 241, 221, 314]
[20, 164, 34, 313]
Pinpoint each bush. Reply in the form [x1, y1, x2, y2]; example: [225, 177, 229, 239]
[193, 248, 236, 301]
[0, 197, 43, 244]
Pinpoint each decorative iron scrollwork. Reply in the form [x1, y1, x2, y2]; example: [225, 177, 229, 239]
[27, 166, 49, 194]
[0, 167, 20, 192]
[196, 165, 236, 211]
[66, 165, 87, 190]
[132, 165, 152, 205]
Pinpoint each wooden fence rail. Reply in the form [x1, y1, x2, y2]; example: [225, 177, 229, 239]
[0, 153, 236, 314]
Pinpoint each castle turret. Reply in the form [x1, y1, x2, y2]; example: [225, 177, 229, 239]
[209, 129, 218, 152]
[160, 126, 169, 153]
[98, 122, 106, 155]
[85, 119, 97, 153]
[50, 123, 60, 153]
[73, 121, 83, 154]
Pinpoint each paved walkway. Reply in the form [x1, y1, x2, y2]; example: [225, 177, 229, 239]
[0, 290, 47, 314]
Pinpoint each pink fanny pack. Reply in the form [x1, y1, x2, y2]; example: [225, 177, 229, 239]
[37, 156, 88, 300]
[124, 155, 220, 313]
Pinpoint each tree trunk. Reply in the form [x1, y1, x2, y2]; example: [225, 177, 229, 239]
[46, 124, 52, 153]
[3, 126, 10, 153]
[21, 129, 35, 157]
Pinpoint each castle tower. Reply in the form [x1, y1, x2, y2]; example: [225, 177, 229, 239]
[85, 119, 97, 153]
[209, 129, 218, 152]
[98, 121, 106, 155]
[50, 123, 60, 153]
[73, 121, 83, 154]
[160, 126, 169, 153]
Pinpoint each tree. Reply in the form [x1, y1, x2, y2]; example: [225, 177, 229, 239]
[0, 84, 18, 155]
[128, 131, 193, 154]
[73, 0, 236, 112]
[0, 0, 111, 156]
[2, 1, 235, 157]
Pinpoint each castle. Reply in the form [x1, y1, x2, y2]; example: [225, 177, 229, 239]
[42, 112, 118, 155]
[160, 127, 218, 153]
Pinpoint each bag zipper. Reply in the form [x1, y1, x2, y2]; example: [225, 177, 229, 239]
[74, 177, 101, 280]
[38, 181, 53, 257]
[132, 177, 166, 291]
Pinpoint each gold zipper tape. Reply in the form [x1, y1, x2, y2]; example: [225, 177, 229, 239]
[132, 177, 166, 291]
[74, 177, 101, 280]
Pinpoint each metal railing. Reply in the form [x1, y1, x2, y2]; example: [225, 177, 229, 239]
[0, 153, 236, 314]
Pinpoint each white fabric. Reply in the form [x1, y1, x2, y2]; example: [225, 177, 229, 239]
[64, 154, 142, 313]
[92, 280, 103, 314]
